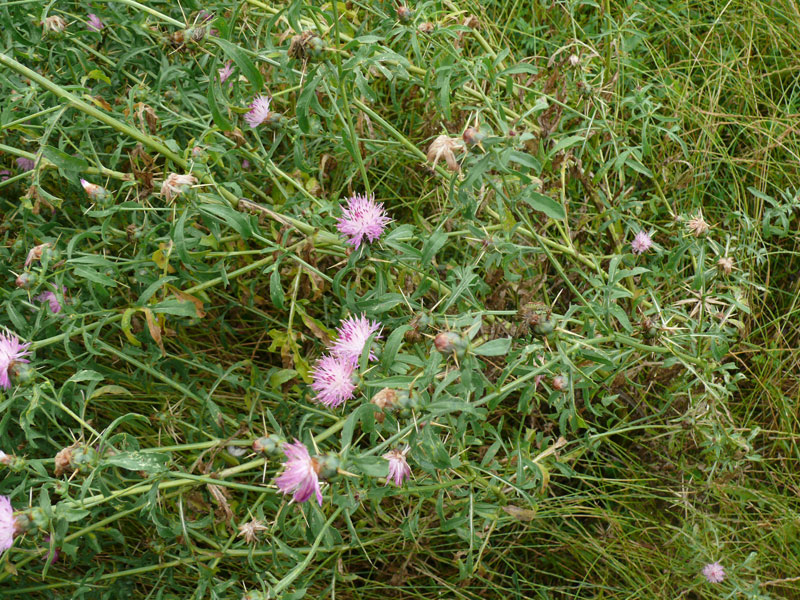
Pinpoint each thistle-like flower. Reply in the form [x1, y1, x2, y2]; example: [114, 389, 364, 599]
[218, 61, 234, 84]
[160, 173, 197, 202]
[1, 495, 16, 553]
[631, 230, 653, 254]
[336, 193, 391, 249]
[0, 332, 31, 390]
[310, 355, 356, 408]
[702, 561, 725, 583]
[275, 440, 323, 505]
[16, 157, 35, 171]
[237, 518, 268, 544]
[687, 212, 710, 237]
[382, 447, 411, 487]
[43, 15, 67, 33]
[87, 13, 104, 31]
[330, 315, 382, 366]
[426, 135, 463, 171]
[244, 96, 272, 128]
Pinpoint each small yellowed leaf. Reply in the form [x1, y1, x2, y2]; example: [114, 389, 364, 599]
[143, 308, 166, 357]
[502, 505, 536, 522]
[121, 307, 142, 347]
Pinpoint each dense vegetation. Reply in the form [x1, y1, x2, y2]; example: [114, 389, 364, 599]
[1, 0, 800, 598]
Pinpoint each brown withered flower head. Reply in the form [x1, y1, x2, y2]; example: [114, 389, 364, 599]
[426, 135, 464, 172]
[686, 212, 710, 237]
[717, 256, 734, 275]
[237, 518, 268, 544]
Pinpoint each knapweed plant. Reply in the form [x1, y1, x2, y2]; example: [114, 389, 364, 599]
[1, 0, 799, 598]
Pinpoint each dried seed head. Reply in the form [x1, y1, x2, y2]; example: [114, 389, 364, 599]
[372, 388, 398, 410]
[462, 15, 480, 29]
[568, 54, 580, 67]
[54, 446, 75, 477]
[717, 256, 733, 275]
[43, 15, 67, 33]
[160, 173, 197, 202]
[686, 213, 710, 237]
[552, 375, 568, 391]
[426, 135, 464, 171]
[237, 519, 268, 544]
[418, 22, 435, 34]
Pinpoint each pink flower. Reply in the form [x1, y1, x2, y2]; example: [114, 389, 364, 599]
[244, 96, 272, 128]
[336, 193, 391, 249]
[330, 315, 382, 366]
[702, 561, 725, 583]
[631, 230, 653, 254]
[382, 447, 411, 487]
[310, 355, 356, 408]
[242, 159, 251, 170]
[218, 61, 234, 84]
[86, 13, 104, 31]
[0, 495, 15, 552]
[16, 157, 35, 171]
[0, 332, 31, 390]
[275, 440, 323, 505]
[36, 286, 66, 314]
[0, 170, 10, 181]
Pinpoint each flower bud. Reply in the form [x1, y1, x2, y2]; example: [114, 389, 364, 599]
[434, 331, 468, 357]
[15, 272, 36, 289]
[462, 127, 487, 147]
[397, 6, 414, 22]
[9, 361, 35, 386]
[314, 454, 340, 480]
[253, 434, 284, 456]
[307, 35, 326, 59]
[80, 179, 111, 203]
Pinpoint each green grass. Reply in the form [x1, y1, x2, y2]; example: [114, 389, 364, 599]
[1, 0, 800, 598]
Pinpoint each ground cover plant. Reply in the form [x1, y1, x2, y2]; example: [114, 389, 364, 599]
[1, 0, 800, 598]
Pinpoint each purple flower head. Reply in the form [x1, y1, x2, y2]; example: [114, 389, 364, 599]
[87, 13, 104, 31]
[244, 96, 272, 128]
[36, 286, 66, 314]
[382, 447, 411, 487]
[336, 193, 390, 249]
[218, 61, 234, 85]
[631, 230, 653, 255]
[0, 170, 10, 181]
[198, 10, 214, 23]
[16, 157, 35, 171]
[275, 440, 323, 505]
[0, 495, 15, 552]
[702, 562, 725, 583]
[330, 315, 382, 366]
[0, 332, 31, 390]
[310, 355, 356, 408]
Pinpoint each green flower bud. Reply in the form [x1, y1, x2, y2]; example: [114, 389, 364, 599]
[314, 454, 339, 480]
